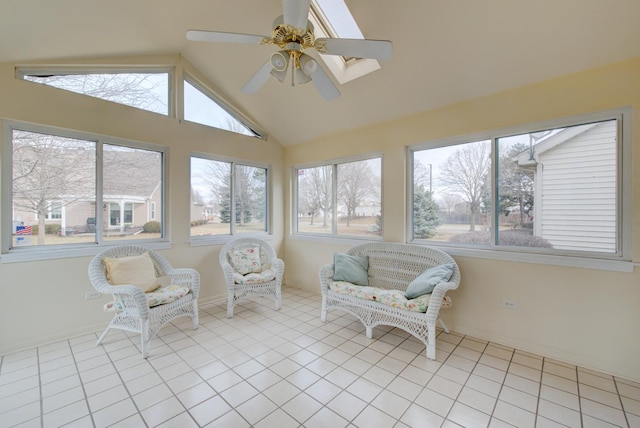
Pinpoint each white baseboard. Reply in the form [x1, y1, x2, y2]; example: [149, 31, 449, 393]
[446, 321, 640, 383]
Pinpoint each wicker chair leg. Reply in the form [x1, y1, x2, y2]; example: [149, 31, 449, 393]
[192, 302, 200, 329]
[227, 295, 235, 318]
[96, 326, 111, 346]
[141, 320, 150, 358]
[426, 326, 436, 360]
[438, 318, 450, 334]
[275, 292, 281, 310]
[366, 326, 373, 339]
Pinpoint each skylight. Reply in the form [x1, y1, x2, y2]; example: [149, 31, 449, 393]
[314, 0, 364, 39]
[309, 0, 381, 84]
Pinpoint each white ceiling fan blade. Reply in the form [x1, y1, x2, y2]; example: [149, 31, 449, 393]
[186, 30, 266, 44]
[242, 61, 274, 94]
[283, 0, 312, 30]
[310, 65, 340, 101]
[316, 38, 393, 61]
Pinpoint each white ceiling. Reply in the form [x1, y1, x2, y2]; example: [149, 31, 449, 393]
[2, 0, 639, 147]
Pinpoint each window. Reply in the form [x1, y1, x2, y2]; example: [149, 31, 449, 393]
[190, 155, 268, 239]
[184, 78, 261, 138]
[409, 109, 630, 263]
[295, 156, 382, 238]
[36, 202, 63, 220]
[19, 69, 170, 115]
[3, 121, 166, 253]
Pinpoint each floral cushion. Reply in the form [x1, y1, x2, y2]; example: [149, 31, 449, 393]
[229, 246, 262, 274]
[233, 269, 276, 284]
[329, 281, 436, 313]
[104, 285, 190, 312]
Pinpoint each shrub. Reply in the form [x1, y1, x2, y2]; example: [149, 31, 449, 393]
[190, 219, 208, 227]
[30, 224, 61, 235]
[142, 221, 161, 233]
[449, 230, 553, 248]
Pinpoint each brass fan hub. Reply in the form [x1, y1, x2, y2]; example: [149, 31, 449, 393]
[265, 15, 316, 51]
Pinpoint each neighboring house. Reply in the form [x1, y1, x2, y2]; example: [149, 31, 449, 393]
[515, 121, 617, 252]
[190, 187, 207, 222]
[13, 150, 162, 236]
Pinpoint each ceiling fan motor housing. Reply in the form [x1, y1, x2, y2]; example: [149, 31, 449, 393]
[271, 15, 315, 51]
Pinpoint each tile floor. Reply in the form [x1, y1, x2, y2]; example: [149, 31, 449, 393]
[1, 286, 639, 428]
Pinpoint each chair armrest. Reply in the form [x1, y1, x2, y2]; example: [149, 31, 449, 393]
[425, 281, 457, 323]
[271, 258, 285, 282]
[168, 268, 201, 299]
[100, 284, 150, 319]
[319, 264, 334, 295]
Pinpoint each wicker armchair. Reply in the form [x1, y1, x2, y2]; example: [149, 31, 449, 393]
[219, 238, 284, 318]
[88, 245, 200, 358]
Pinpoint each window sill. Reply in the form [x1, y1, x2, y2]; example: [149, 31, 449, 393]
[289, 233, 383, 247]
[189, 233, 273, 247]
[413, 242, 635, 273]
[1, 241, 172, 263]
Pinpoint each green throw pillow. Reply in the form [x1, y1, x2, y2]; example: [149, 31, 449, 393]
[405, 263, 455, 299]
[333, 253, 369, 286]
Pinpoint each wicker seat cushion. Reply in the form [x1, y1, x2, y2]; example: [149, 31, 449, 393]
[233, 269, 276, 284]
[330, 281, 433, 313]
[104, 285, 191, 312]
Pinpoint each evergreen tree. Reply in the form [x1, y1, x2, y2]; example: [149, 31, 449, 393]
[413, 185, 442, 239]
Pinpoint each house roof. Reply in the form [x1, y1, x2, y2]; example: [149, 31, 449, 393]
[2, 1, 639, 147]
[103, 151, 161, 199]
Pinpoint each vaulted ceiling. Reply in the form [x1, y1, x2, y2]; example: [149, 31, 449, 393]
[2, 0, 639, 147]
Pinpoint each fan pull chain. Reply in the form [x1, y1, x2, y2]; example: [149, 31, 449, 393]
[290, 51, 296, 86]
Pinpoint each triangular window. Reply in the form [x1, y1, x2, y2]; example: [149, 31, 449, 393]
[184, 78, 261, 138]
[20, 70, 169, 115]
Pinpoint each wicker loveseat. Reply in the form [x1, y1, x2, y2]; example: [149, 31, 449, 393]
[320, 242, 460, 360]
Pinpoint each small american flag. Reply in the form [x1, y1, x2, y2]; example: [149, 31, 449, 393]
[16, 225, 32, 235]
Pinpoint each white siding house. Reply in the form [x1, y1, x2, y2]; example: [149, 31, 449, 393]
[516, 121, 617, 252]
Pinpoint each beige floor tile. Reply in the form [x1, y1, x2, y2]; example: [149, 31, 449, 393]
[1, 287, 637, 428]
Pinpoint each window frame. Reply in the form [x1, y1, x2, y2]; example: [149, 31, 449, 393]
[292, 153, 383, 242]
[189, 152, 271, 246]
[1, 119, 171, 262]
[406, 108, 632, 272]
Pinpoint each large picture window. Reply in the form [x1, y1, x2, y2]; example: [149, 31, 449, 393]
[409, 110, 630, 262]
[3, 121, 166, 254]
[190, 155, 268, 239]
[295, 156, 382, 238]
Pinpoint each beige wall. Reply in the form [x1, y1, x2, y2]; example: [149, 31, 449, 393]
[284, 57, 640, 381]
[1, 53, 638, 382]
[0, 55, 285, 353]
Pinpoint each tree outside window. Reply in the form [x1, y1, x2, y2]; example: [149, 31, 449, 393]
[190, 156, 268, 237]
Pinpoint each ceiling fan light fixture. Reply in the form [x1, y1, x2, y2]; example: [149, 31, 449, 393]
[270, 50, 289, 72]
[270, 67, 288, 83]
[299, 54, 317, 76]
[294, 67, 312, 85]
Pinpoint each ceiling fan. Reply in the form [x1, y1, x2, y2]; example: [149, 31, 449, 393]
[186, 0, 392, 100]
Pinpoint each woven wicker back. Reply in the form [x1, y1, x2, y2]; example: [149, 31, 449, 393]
[347, 242, 460, 292]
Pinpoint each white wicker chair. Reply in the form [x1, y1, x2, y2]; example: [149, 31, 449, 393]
[320, 242, 460, 360]
[219, 238, 284, 318]
[88, 245, 200, 358]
